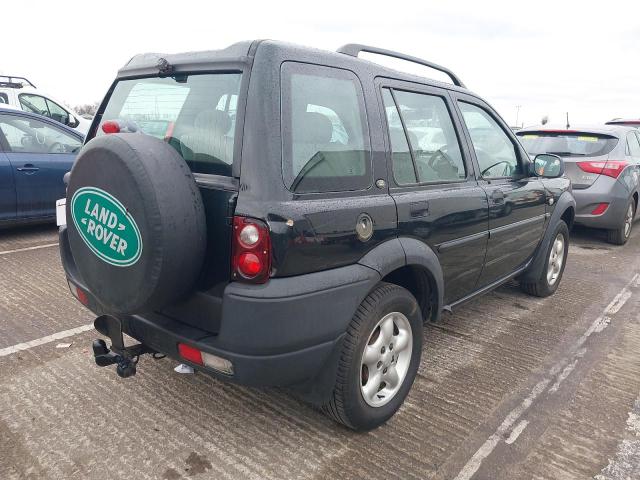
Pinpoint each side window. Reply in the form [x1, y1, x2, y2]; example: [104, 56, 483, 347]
[458, 102, 521, 178]
[281, 62, 370, 193]
[383, 88, 466, 184]
[627, 132, 640, 157]
[19, 94, 49, 117]
[382, 89, 415, 184]
[0, 114, 82, 154]
[0, 93, 7, 104]
[45, 99, 70, 125]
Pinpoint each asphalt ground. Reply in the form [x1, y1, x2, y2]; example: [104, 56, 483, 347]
[1, 223, 640, 480]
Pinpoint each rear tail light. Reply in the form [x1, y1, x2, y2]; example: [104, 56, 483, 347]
[577, 160, 628, 179]
[591, 203, 609, 215]
[68, 281, 89, 306]
[232, 216, 271, 283]
[178, 343, 203, 365]
[177, 343, 234, 375]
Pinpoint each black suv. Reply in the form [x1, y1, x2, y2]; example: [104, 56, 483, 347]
[59, 40, 575, 431]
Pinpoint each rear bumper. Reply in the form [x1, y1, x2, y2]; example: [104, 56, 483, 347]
[572, 175, 631, 229]
[60, 227, 380, 387]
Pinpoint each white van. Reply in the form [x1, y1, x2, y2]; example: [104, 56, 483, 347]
[0, 75, 90, 134]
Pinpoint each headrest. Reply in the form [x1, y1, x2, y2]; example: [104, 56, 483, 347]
[194, 109, 232, 134]
[298, 112, 333, 144]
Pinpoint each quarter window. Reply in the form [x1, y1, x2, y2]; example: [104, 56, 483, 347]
[627, 132, 640, 157]
[281, 62, 370, 193]
[459, 102, 520, 178]
[382, 88, 466, 184]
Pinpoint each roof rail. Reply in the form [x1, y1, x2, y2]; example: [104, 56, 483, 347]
[336, 44, 465, 88]
[0, 75, 36, 89]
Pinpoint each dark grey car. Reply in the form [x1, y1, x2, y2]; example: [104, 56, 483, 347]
[517, 125, 640, 244]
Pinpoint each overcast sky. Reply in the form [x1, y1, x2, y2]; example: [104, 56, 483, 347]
[2, 0, 638, 127]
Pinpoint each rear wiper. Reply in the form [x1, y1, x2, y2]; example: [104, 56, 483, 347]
[546, 151, 586, 156]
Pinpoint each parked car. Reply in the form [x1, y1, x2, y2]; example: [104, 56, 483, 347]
[0, 108, 84, 226]
[606, 118, 640, 128]
[58, 40, 574, 431]
[0, 76, 90, 134]
[517, 125, 640, 244]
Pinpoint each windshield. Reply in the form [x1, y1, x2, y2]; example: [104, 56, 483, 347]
[517, 131, 618, 157]
[96, 73, 242, 176]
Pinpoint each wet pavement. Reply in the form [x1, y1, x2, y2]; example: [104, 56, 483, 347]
[1, 223, 640, 479]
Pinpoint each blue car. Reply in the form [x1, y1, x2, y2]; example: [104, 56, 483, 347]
[0, 108, 84, 226]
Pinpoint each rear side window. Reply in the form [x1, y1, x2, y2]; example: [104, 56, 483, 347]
[0, 114, 82, 154]
[382, 88, 466, 184]
[96, 73, 242, 176]
[0, 93, 7, 104]
[281, 62, 370, 193]
[517, 131, 618, 158]
[627, 132, 640, 157]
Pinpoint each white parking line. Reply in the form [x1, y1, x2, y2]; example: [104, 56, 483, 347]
[0, 324, 93, 357]
[0, 243, 59, 256]
[453, 273, 639, 480]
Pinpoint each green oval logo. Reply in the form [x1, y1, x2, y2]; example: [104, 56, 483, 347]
[71, 187, 143, 267]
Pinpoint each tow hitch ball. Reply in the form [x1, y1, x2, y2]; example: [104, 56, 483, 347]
[92, 315, 155, 378]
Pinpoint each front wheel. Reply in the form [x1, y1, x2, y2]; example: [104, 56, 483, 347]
[520, 220, 569, 297]
[322, 283, 423, 431]
[607, 199, 635, 245]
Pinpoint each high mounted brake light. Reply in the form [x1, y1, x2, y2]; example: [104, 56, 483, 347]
[232, 216, 271, 283]
[102, 121, 120, 134]
[577, 160, 628, 179]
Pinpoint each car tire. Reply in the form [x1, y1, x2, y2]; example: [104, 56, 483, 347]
[607, 199, 635, 245]
[520, 220, 569, 298]
[322, 282, 422, 431]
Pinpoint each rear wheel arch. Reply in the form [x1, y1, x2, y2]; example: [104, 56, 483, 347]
[381, 265, 439, 322]
[358, 237, 444, 323]
[561, 205, 575, 230]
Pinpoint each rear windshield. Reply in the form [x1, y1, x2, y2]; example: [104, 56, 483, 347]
[517, 131, 618, 157]
[96, 73, 242, 176]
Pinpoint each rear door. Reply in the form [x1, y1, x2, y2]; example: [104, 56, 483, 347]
[453, 94, 546, 287]
[0, 130, 16, 223]
[379, 80, 488, 304]
[0, 113, 80, 218]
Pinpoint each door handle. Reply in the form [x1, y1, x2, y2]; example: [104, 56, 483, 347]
[490, 190, 505, 204]
[17, 164, 39, 173]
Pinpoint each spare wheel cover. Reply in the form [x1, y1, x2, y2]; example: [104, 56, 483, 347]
[66, 133, 206, 314]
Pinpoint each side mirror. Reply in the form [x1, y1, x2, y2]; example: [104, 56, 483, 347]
[532, 153, 564, 178]
[67, 114, 80, 128]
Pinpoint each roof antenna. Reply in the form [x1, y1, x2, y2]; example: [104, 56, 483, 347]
[566, 112, 570, 129]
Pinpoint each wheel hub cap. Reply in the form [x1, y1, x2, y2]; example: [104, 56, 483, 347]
[360, 312, 413, 407]
[625, 205, 634, 238]
[547, 233, 565, 286]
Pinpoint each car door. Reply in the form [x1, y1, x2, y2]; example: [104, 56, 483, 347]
[379, 80, 489, 304]
[453, 93, 546, 287]
[0, 130, 17, 223]
[0, 113, 81, 218]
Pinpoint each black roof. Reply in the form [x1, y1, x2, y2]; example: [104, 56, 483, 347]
[116, 40, 472, 95]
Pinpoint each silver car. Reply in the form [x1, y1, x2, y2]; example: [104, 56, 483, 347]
[517, 125, 640, 244]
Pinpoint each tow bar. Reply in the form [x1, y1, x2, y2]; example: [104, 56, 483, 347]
[92, 315, 155, 378]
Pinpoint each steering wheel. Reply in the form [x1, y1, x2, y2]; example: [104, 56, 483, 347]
[48, 142, 64, 153]
[481, 160, 512, 177]
[427, 149, 452, 169]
